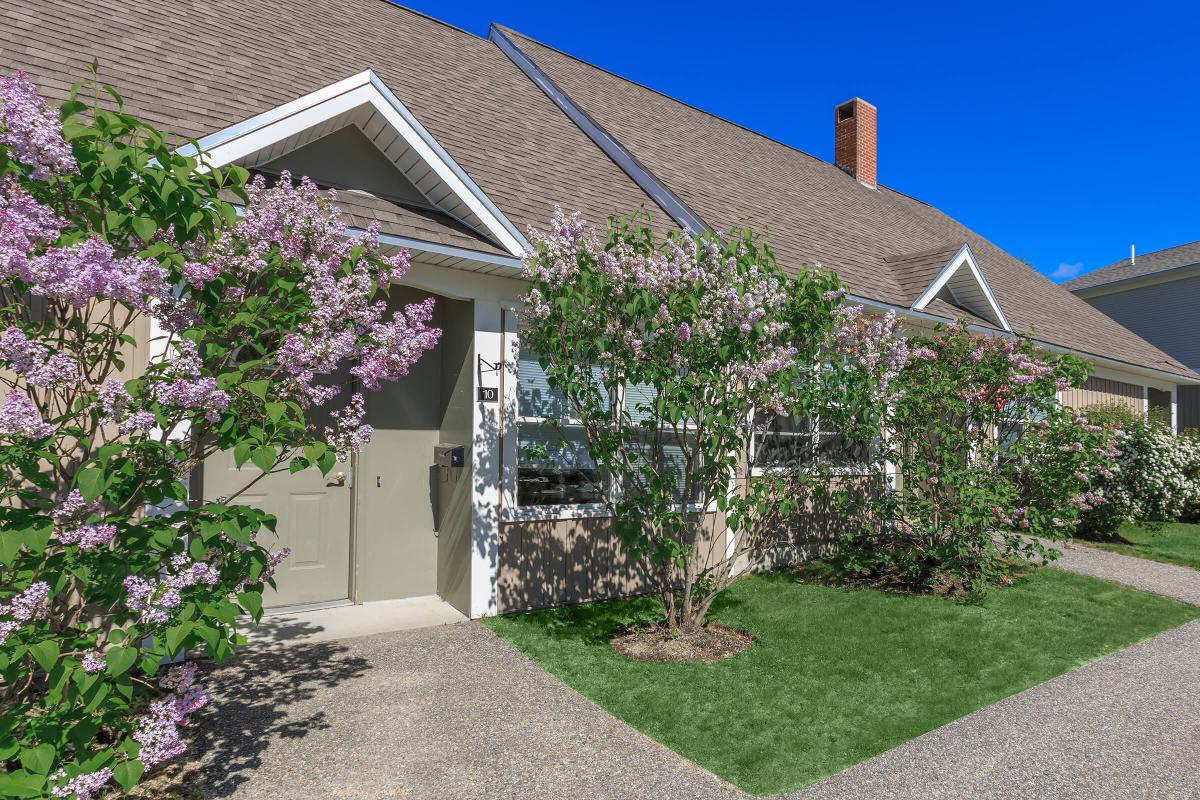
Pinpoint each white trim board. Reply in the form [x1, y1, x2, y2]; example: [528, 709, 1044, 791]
[912, 243, 1012, 332]
[176, 70, 529, 258]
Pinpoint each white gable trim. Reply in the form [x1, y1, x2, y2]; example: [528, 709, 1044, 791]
[176, 70, 529, 257]
[911, 243, 1012, 331]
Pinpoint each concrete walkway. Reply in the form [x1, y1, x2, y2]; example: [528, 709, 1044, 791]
[173, 545, 1199, 800]
[181, 621, 742, 800]
[790, 618, 1200, 800]
[1049, 540, 1200, 605]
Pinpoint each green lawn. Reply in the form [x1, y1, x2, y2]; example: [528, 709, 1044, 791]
[1081, 523, 1200, 570]
[485, 569, 1199, 795]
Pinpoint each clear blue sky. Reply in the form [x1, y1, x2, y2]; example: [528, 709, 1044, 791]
[400, 0, 1198, 283]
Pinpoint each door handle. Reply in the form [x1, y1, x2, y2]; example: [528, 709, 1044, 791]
[327, 471, 347, 487]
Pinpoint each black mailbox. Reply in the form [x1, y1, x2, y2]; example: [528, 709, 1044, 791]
[434, 444, 465, 468]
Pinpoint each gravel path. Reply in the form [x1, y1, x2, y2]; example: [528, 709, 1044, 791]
[184, 621, 742, 800]
[1048, 540, 1200, 605]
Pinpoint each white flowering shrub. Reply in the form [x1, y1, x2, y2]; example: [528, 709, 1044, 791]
[1080, 404, 1200, 534]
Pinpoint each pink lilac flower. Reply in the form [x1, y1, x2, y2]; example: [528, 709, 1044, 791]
[325, 392, 372, 460]
[133, 662, 211, 767]
[95, 378, 155, 434]
[21, 237, 171, 310]
[261, 547, 291, 584]
[80, 650, 105, 673]
[52, 489, 96, 526]
[350, 297, 441, 390]
[0, 581, 50, 645]
[123, 574, 170, 626]
[58, 523, 116, 549]
[676, 322, 691, 342]
[125, 556, 222, 626]
[0, 71, 77, 179]
[0, 326, 78, 386]
[181, 259, 220, 288]
[0, 178, 63, 276]
[50, 767, 111, 800]
[151, 341, 229, 422]
[0, 391, 54, 439]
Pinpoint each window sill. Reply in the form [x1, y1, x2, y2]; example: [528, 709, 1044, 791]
[502, 503, 612, 523]
[750, 466, 878, 478]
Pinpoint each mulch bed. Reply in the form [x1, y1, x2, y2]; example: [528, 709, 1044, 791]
[611, 622, 753, 663]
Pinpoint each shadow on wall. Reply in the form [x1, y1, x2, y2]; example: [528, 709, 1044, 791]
[495, 475, 883, 615]
[143, 617, 371, 798]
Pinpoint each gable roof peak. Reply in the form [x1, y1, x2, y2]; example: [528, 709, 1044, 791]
[177, 68, 529, 256]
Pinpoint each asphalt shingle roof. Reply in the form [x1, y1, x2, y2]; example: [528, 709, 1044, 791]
[0, 0, 678, 244]
[1062, 241, 1200, 292]
[0, 1, 1191, 379]
[499, 27, 1195, 379]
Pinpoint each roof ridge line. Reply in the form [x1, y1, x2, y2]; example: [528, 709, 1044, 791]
[491, 23, 851, 177]
[379, 1, 488, 43]
[490, 23, 708, 234]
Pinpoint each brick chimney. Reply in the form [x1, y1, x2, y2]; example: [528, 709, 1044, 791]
[834, 98, 877, 188]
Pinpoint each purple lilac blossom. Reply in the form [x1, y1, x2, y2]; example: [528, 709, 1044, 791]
[20, 237, 171, 310]
[0, 71, 77, 179]
[0, 326, 78, 386]
[132, 662, 211, 767]
[58, 523, 117, 549]
[325, 392, 372, 460]
[50, 767, 112, 800]
[80, 650, 105, 673]
[0, 391, 53, 439]
[0, 581, 50, 645]
[0, 178, 63, 276]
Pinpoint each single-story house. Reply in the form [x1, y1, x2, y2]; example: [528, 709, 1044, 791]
[3, 0, 1195, 617]
[1064, 242, 1200, 431]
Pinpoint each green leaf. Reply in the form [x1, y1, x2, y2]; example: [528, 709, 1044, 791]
[265, 401, 287, 422]
[250, 447, 276, 473]
[237, 590, 263, 621]
[105, 646, 137, 677]
[131, 215, 157, 241]
[166, 622, 192, 656]
[233, 441, 253, 469]
[244, 379, 270, 399]
[18, 744, 54, 776]
[0, 770, 45, 798]
[0, 531, 22, 565]
[75, 467, 105, 501]
[22, 522, 51, 553]
[112, 759, 145, 792]
[29, 641, 59, 673]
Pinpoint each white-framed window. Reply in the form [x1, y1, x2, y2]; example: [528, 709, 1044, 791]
[997, 402, 1045, 463]
[750, 412, 876, 474]
[503, 312, 708, 519]
[514, 345, 608, 508]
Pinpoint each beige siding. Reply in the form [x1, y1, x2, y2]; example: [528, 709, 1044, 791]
[497, 476, 882, 613]
[1061, 376, 1144, 415]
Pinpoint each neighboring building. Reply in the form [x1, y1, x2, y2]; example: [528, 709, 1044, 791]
[1064, 242, 1200, 431]
[2, 1, 1195, 617]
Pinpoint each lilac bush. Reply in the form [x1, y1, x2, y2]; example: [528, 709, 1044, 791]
[520, 209, 856, 634]
[0, 71, 439, 797]
[834, 321, 1122, 592]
